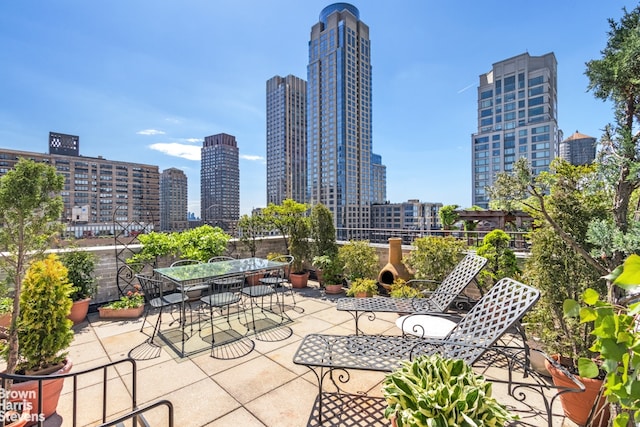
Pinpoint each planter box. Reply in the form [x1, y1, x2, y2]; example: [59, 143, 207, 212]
[98, 305, 144, 319]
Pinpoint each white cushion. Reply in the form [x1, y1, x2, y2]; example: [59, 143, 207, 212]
[395, 314, 457, 338]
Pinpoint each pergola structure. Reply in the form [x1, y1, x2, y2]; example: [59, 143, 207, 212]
[455, 210, 533, 231]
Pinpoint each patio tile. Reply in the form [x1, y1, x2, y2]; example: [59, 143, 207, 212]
[141, 377, 241, 426]
[204, 407, 266, 427]
[212, 357, 297, 404]
[244, 376, 318, 427]
[121, 358, 209, 402]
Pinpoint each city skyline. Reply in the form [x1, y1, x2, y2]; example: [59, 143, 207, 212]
[0, 1, 635, 215]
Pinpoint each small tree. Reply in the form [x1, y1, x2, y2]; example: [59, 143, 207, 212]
[262, 198, 310, 255]
[17, 254, 74, 371]
[310, 203, 337, 259]
[476, 229, 520, 290]
[439, 205, 459, 231]
[0, 158, 64, 375]
[238, 213, 265, 257]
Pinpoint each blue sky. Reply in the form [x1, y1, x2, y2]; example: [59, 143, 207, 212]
[0, 1, 636, 216]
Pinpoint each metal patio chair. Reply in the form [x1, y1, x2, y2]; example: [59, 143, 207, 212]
[136, 274, 189, 345]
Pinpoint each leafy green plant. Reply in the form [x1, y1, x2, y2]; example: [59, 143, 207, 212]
[476, 229, 520, 291]
[102, 284, 144, 309]
[338, 240, 379, 281]
[127, 225, 231, 266]
[388, 278, 422, 299]
[312, 254, 344, 286]
[345, 278, 378, 297]
[382, 354, 517, 427]
[564, 254, 640, 427]
[60, 249, 97, 301]
[13, 254, 74, 372]
[177, 225, 231, 262]
[439, 204, 460, 231]
[403, 236, 466, 281]
[0, 297, 13, 315]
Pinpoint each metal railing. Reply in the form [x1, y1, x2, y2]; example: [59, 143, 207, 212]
[335, 228, 530, 251]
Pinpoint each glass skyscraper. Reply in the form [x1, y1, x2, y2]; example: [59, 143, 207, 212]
[307, 3, 377, 235]
[266, 75, 307, 205]
[471, 52, 558, 208]
[201, 133, 239, 231]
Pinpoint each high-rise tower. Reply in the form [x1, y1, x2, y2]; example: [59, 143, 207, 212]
[471, 52, 558, 208]
[160, 168, 188, 232]
[559, 131, 596, 166]
[201, 133, 239, 231]
[307, 3, 377, 237]
[266, 75, 307, 205]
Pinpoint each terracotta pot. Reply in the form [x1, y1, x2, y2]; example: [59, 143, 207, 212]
[0, 312, 12, 329]
[98, 305, 144, 319]
[246, 273, 264, 286]
[290, 271, 309, 288]
[355, 292, 371, 298]
[2, 407, 31, 427]
[67, 298, 90, 325]
[10, 358, 72, 426]
[324, 284, 343, 294]
[544, 355, 609, 426]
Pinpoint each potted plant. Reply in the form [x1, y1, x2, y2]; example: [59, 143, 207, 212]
[262, 199, 311, 287]
[98, 285, 145, 319]
[0, 296, 13, 329]
[310, 203, 338, 281]
[312, 254, 344, 294]
[288, 215, 311, 288]
[388, 278, 422, 299]
[337, 240, 379, 284]
[562, 253, 640, 427]
[345, 278, 378, 298]
[382, 353, 518, 427]
[3, 254, 75, 421]
[60, 249, 97, 325]
[0, 159, 67, 423]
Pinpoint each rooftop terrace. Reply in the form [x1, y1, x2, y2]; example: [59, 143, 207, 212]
[40, 281, 576, 426]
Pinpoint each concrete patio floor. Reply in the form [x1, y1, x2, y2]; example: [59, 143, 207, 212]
[49, 281, 578, 427]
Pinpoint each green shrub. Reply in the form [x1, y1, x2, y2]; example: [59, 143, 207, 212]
[338, 240, 379, 281]
[60, 249, 97, 301]
[403, 236, 466, 281]
[16, 254, 74, 371]
[345, 278, 378, 297]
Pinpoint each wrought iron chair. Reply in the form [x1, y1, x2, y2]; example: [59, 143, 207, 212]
[293, 277, 542, 424]
[337, 253, 488, 334]
[258, 255, 296, 308]
[136, 274, 189, 345]
[199, 261, 254, 359]
[241, 257, 292, 334]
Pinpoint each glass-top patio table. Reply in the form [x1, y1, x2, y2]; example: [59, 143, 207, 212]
[154, 257, 288, 357]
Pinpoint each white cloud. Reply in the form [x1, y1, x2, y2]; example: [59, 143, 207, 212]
[149, 143, 200, 161]
[183, 138, 202, 144]
[240, 154, 264, 161]
[136, 129, 165, 136]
